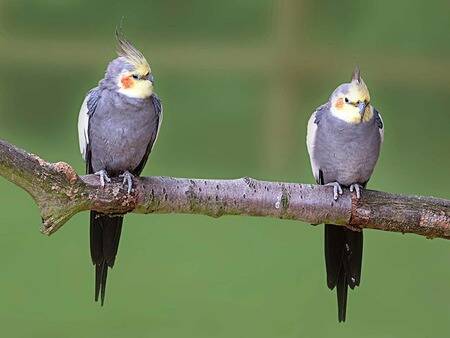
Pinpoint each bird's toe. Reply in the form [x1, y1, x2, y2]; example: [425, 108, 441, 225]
[94, 170, 111, 188]
[120, 171, 134, 194]
[326, 182, 343, 201]
[350, 183, 363, 199]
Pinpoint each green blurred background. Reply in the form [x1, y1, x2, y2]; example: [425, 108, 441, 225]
[0, 1, 449, 337]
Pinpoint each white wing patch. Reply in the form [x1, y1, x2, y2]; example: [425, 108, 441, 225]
[151, 108, 163, 152]
[306, 111, 320, 182]
[378, 112, 384, 143]
[77, 94, 90, 161]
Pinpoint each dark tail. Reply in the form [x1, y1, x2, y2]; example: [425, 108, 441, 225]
[324, 224, 363, 322]
[90, 211, 123, 305]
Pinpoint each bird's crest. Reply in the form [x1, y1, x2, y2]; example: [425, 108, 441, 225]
[351, 66, 361, 83]
[115, 29, 151, 75]
[349, 66, 370, 101]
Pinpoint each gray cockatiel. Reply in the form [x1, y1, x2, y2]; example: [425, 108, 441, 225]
[77, 30, 163, 305]
[306, 67, 383, 322]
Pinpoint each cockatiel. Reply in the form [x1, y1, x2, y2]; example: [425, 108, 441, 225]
[306, 67, 384, 322]
[77, 30, 163, 305]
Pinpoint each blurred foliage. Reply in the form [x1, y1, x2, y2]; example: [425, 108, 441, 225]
[0, 1, 449, 337]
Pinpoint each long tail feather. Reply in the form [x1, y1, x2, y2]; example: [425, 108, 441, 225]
[336, 266, 348, 322]
[90, 211, 123, 305]
[325, 224, 363, 322]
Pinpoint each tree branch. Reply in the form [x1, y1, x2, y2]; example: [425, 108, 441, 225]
[0, 139, 449, 239]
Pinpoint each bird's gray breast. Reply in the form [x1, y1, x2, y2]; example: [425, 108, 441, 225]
[89, 92, 158, 175]
[313, 114, 381, 186]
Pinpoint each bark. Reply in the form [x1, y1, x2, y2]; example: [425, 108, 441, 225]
[0, 139, 448, 239]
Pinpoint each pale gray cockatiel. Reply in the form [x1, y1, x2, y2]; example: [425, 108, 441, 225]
[306, 67, 384, 322]
[77, 30, 163, 305]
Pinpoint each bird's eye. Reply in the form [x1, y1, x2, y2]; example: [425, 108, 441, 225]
[344, 97, 349, 103]
[132, 74, 139, 80]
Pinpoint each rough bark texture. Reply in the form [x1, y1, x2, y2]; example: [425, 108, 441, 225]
[0, 139, 449, 239]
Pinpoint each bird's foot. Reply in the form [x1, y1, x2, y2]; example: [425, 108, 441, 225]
[349, 183, 363, 199]
[94, 170, 111, 188]
[119, 171, 134, 194]
[325, 181, 343, 200]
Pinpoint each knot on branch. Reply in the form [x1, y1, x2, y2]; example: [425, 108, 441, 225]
[50, 162, 79, 185]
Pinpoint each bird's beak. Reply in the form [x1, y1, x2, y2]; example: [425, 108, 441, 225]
[358, 101, 367, 119]
[148, 74, 155, 85]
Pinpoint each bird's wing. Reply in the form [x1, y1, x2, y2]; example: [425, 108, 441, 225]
[374, 108, 384, 143]
[306, 103, 327, 183]
[132, 93, 163, 175]
[77, 87, 101, 162]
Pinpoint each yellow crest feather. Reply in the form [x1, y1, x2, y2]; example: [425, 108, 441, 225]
[115, 29, 151, 74]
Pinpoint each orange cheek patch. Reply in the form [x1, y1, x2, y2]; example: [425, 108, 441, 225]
[121, 76, 134, 89]
[335, 98, 344, 109]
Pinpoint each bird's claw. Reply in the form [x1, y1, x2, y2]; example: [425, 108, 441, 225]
[350, 183, 363, 199]
[325, 182, 343, 201]
[94, 170, 111, 188]
[119, 171, 134, 194]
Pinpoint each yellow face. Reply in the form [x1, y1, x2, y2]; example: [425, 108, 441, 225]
[117, 65, 153, 99]
[330, 79, 373, 124]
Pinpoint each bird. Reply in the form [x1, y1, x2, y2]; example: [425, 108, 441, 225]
[77, 29, 163, 305]
[306, 67, 384, 322]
